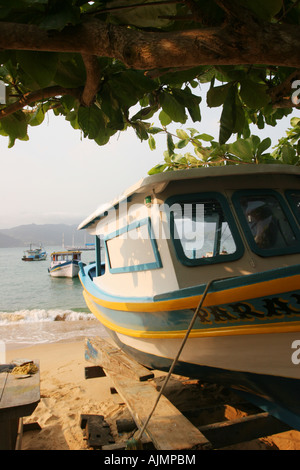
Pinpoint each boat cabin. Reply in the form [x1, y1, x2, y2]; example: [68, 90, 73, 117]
[50, 251, 81, 264]
[78, 165, 300, 297]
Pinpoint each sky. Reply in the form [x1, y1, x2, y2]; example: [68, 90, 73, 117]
[0, 87, 298, 231]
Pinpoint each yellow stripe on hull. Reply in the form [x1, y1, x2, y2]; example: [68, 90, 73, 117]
[83, 291, 300, 340]
[81, 274, 300, 313]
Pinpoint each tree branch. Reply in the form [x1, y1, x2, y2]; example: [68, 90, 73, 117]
[0, 86, 81, 119]
[81, 54, 102, 106]
[0, 18, 299, 69]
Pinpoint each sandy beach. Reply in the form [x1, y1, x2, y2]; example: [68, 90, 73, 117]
[6, 340, 124, 451]
[5, 339, 300, 451]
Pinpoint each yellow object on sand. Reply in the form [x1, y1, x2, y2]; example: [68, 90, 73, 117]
[11, 362, 38, 375]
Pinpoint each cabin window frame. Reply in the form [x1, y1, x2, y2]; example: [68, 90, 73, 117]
[285, 190, 300, 225]
[232, 189, 300, 257]
[104, 217, 162, 274]
[165, 192, 244, 267]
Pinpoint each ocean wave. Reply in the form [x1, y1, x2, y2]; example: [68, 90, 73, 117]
[0, 309, 95, 325]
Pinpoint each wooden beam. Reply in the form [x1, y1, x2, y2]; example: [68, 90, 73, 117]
[85, 337, 211, 450]
[198, 411, 292, 449]
[85, 337, 154, 382]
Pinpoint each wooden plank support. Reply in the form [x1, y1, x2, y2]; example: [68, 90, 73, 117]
[0, 360, 40, 450]
[80, 414, 115, 449]
[85, 338, 212, 451]
[85, 337, 154, 382]
[198, 411, 292, 449]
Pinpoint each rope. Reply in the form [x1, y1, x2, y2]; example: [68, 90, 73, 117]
[132, 278, 216, 446]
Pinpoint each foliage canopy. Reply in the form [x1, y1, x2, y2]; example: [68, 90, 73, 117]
[0, 0, 299, 169]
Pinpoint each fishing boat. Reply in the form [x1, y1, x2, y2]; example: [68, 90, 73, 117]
[48, 250, 82, 278]
[22, 244, 47, 261]
[78, 164, 300, 431]
[66, 243, 95, 251]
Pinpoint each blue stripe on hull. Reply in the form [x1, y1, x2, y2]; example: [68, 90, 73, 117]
[87, 289, 300, 334]
[107, 329, 300, 432]
[49, 260, 78, 272]
[82, 262, 300, 305]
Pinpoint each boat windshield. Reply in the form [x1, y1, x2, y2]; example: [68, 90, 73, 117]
[53, 252, 80, 261]
[167, 194, 243, 266]
[233, 190, 300, 256]
[286, 190, 300, 224]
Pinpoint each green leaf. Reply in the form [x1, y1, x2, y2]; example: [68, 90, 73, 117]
[125, 70, 157, 94]
[167, 133, 175, 155]
[78, 105, 105, 139]
[148, 127, 164, 135]
[281, 144, 298, 164]
[176, 139, 189, 149]
[160, 92, 187, 123]
[99, 83, 125, 131]
[291, 117, 300, 127]
[171, 87, 201, 123]
[219, 84, 236, 144]
[159, 109, 172, 126]
[185, 153, 199, 165]
[148, 135, 156, 150]
[0, 112, 28, 147]
[187, 128, 199, 137]
[54, 55, 86, 88]
[207, 83, 232, 107]
[16, 51, 58, 88]
[28, 106, 45, 127]
[131, 104, 159, 122]
[240, 80, 270, 109]
[110, 70, 156, 109]
[94, 126, 115, 146]
[257, 137, 271, 157]
[176, 129, 189, 140]
[228, 139, 254, 162]
[133, 121, 148, 141]
[257, 113, 265, 129]
[148, 163, 168, 175]
[196, 133, 214, 142]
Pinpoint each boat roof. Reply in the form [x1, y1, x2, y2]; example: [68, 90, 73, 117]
[78, 164, 300, 230]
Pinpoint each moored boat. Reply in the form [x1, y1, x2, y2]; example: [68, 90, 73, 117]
[78, 164, 300, 431]
[48, 250, 82, 278]
[22, 244, 47, 261]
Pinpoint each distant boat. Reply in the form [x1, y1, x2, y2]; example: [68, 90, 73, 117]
[22, 244, 47, 261]
[48, 250, 83, 278]
[66, 243, 95, 251]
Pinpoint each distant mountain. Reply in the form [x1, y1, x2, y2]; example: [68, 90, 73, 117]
[0, 223, 94, 248]
[0, 231, 22, 248]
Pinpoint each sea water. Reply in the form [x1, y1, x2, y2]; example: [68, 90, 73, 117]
[0, 246, 107, 349]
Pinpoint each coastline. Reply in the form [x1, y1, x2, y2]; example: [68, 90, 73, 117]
[4, 339, 300, 451]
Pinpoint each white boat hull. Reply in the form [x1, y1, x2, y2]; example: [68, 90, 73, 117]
[49, 262, 79, 278]
[115, 330, 300, 380]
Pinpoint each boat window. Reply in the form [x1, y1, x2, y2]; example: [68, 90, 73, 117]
[286, 190, 300, 224]
[95, 235, 105, 276]
[233, 190, 300, 256]
[166, 193, 244, 266]
[105, 218, 162, 273]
